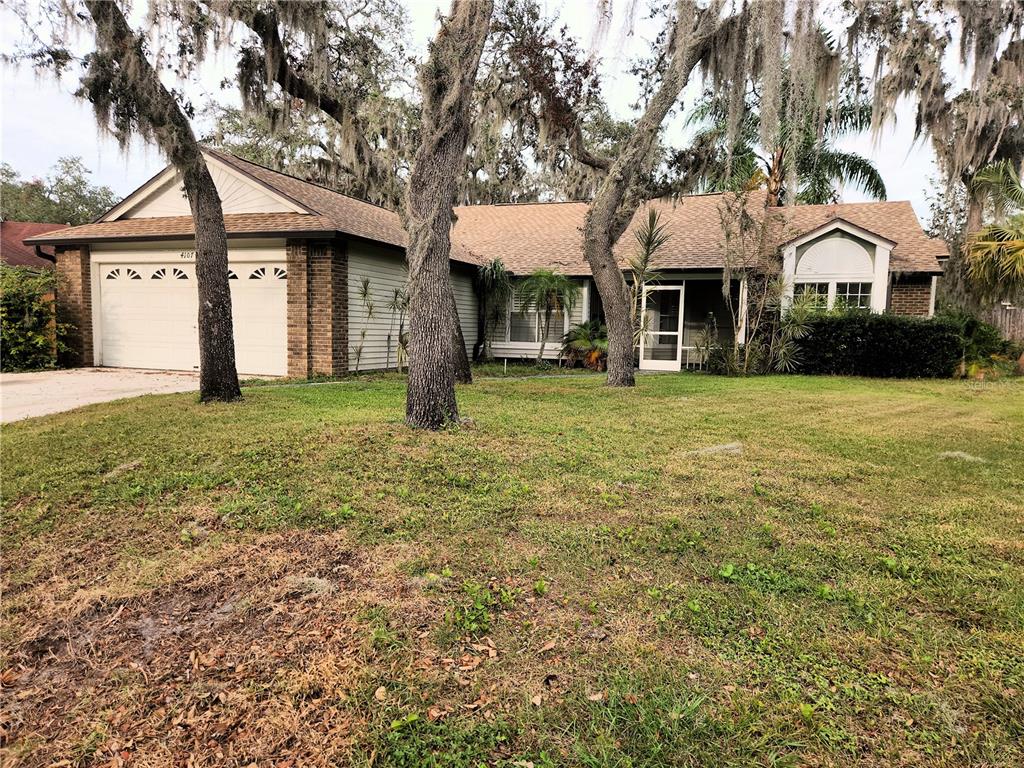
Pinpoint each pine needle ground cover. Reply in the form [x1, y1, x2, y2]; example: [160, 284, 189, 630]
[2, 374, 1022, 767]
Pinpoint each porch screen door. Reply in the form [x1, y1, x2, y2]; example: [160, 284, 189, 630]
[638, 285, 684, 371]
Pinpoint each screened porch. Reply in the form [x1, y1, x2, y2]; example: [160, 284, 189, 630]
[639, 278, 739, 371]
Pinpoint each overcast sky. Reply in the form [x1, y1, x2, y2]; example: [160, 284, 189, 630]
[0, 1, 939, 220]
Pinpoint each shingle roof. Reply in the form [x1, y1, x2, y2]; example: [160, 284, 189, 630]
[24, 213, 337, 243]
[26, 150, 483, 266]
[24, 151, 945, 275]
[208, 151, 483, 265]
[452, 195, 947, 275]
[1, 221, 68, 268]
[778, 201, 948, 272]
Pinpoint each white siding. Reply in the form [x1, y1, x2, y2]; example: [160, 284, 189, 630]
[491, 279, 588, 361]
[347, 243, 478, 371]
[119, 157, 302, 219]
[452, 268, 479, 354]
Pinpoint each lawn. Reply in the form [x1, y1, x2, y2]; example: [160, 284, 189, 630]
[2, 373, 1022, 767]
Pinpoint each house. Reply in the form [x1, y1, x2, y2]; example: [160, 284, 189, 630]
[25, 150, 947, 376]
[1, 221, 69, 269]
[452, 195, 947, 369]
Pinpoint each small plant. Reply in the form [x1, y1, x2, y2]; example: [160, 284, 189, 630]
[533, 579, 549, 596]
[449, 580, 516, 637]
[561, 320, 608, 370]
[352, 278, 376, 373]
[629, 208, 668, 344]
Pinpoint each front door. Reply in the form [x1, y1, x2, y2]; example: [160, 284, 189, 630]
[638, 285, 684, 371]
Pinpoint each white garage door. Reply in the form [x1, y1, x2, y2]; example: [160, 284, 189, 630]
[98, 262, 288, 376]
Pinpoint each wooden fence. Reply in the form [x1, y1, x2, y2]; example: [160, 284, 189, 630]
[985, 304, 1024, 341]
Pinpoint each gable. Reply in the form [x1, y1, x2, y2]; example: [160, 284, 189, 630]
[105, 155, 310, 220]
[795, 231, 877, 279]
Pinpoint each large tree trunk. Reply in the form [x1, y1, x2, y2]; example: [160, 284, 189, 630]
[85, 0, 241, 402]
[403, 0, 493, 428]
[963, 172, 985, 235]
[187, 162, 243, 400]
[582, 0, 717, 387]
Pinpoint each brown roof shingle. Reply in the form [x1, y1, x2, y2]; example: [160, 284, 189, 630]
[26, 151, 483, 266]
[453, 195, 947, 275]
[209, 151, 483, 265]
[24, 151, 945, 275]
[2, 221, 68, 268]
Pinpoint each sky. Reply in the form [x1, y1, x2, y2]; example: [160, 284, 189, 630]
[0, 1, 940, 220]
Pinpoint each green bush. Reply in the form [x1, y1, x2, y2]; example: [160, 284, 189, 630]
[935, 308, 1015, 362]
[0, 265, 66, 371]
[794, 313, 962, 378]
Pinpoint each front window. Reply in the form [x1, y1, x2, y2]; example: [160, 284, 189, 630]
[793, 281, 872, 310]
[507, 288, 569, 342]
[834, 282, 872, 309]
[794, 282, 829, 309]
[508, 291, 537, 342]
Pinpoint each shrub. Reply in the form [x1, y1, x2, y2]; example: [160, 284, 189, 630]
[936, 308, 1017, 361]
[794, 312, 962, 378]
[0, 265, 66, 371]
[561, 320, 608, 370]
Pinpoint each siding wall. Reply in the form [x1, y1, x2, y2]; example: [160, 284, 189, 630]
[347, 242, 478, 371]
[490, 279, 588, 361]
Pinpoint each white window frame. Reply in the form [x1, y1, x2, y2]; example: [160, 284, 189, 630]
[782, 220, 893, 313]
[505, 286, 571, 344]
[793, 280, 873, 310]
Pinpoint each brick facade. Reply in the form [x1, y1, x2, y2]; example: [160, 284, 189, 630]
[54, 245, 93, 366]
[286, 239, 310, 377]
[889, 273, 934, 317]
[286, 238, 349, 378]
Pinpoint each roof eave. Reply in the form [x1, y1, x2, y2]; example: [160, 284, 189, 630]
[24, 228, 339, 246]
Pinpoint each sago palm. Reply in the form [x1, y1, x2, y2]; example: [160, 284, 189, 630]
[561, 320, 608, 370]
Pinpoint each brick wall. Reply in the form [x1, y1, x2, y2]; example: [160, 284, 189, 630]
[889, 274, 933, 317]
[286, 238, 349, 377]
[54, 245, 92, 366]
[286, 240, 310, 377]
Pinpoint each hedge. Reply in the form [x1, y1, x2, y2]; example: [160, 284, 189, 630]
[0, 265, 64, 372]
[794, 313, 962, 378]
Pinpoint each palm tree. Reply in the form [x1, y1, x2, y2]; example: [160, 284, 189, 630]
[967, 160, 1024, 304]
[474, 258, 513, 361]
[628, 209, 668, 345]
[518, 269, 580, 364]
[679, 77, 887, 207]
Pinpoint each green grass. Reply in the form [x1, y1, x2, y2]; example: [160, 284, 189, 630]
[2, 373, 1022, 767]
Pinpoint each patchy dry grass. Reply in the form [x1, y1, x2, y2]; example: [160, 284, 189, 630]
[2, 374, 1022, 767]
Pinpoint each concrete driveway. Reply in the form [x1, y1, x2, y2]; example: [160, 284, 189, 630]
[1, 368, 199, 424]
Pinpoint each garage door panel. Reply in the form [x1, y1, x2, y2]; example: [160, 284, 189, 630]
[98, 261, 287, 376]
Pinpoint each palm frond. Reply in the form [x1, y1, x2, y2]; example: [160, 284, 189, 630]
[971, 160, 1024, 224]
[798, 147, 887, 203]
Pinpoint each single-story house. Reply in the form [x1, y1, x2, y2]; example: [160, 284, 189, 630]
[2, 221, 69, 269]
[25, 150, 947, 376]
